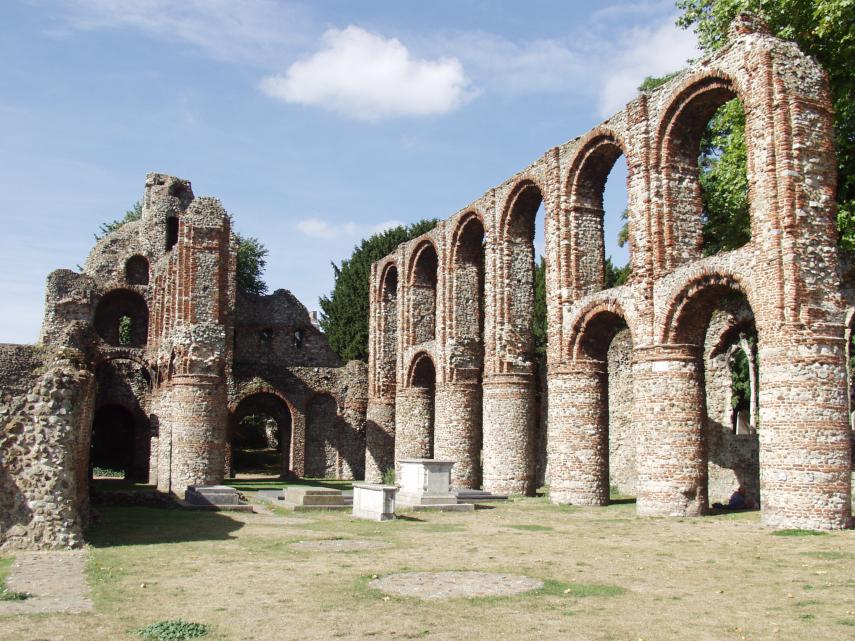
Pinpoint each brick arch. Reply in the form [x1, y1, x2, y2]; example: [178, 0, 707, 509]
[406, 238, 438, 286]
[229, 384, 299, 419]
[660, 271, 756, 346]
[566, 297, 637, 362]
[448, 211, 485, 354]
[562, 128, 632, 296]
[498, 177, 546, 243]
[406, 351, 436, 389]
[653, 70, 750, 271]
[378, 261, 398, 301]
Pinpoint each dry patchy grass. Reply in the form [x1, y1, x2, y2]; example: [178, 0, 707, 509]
[1, 496, 853, 640]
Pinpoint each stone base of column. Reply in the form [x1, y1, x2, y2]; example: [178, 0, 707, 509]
[365, 397, 396, 483]
[547, 361, 609, 506]
[634, 345, 707, 517]
[482, 373, 535, 496]
[435, 382, 482, 489]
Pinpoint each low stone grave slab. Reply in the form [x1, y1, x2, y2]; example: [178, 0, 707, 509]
[368, 571, 543, 599]
[277, 486, 351, 511]
[352, 483, 396, 521]
[182, 485, 253, 511]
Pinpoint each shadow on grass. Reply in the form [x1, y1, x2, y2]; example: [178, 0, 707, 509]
[86, 506, 244, 548]
[706, 507, 760, 519]
[91, 478, 157, 493]
[608, 497, 636, 505]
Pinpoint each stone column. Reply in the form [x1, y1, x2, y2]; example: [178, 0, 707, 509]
[394, 387, 434, 476]
[365, 397, 395, 482]
[169, 373, 227, 496]
[155, 386, 173, 494]
[482, 373, 535, 495]
[758, 333, 852, 530]
[633, 345, 707, 516]
[548, 361, 609, 505]
[434, 381, 482, 489]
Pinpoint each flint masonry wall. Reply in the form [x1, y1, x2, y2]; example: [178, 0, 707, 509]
[369, 14, 853, 529]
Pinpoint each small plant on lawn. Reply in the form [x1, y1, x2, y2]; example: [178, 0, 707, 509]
[135, 620, 209, 641]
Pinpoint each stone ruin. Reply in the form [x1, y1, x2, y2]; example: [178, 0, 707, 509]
[365, 16, 855, 531]
[2, 15, 854, 550]
[1, 173, 367, 549]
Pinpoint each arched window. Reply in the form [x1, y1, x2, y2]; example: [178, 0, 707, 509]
[409, 242, 438, 344]
[94, 290, 149, 347]
[125, 255, 149, 285]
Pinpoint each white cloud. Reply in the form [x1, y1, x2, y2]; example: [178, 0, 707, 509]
[260, 26, 473, 120]
[44, 0, 310, 64]
[296, 217, 406, 240]
[599, 16, 700, 115]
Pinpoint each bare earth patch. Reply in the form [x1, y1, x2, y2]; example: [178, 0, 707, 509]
[291, 538, 392, 551]
[0, 550, 91, 615]
[369, 571, 543, 599]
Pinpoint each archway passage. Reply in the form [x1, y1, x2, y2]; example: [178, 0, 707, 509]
[231, 393, 292, 478]
[90, 404, 136, 479]
[94, 289, 149, 347]
[439, 214, 485, 488]
[659, 76, 750, 267]
[410, 242, 438, 345]
[550, 306, 631, 506]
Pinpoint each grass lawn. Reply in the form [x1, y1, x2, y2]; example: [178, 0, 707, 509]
[1, 495, 854, 640]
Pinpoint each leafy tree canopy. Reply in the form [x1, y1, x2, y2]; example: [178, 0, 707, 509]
[320, 219, 439, 362]
[234, 233, 269, 295]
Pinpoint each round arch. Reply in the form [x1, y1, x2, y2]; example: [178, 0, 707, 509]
[94, 289, 149, 347]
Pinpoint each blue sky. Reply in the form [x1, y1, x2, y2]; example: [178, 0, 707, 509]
[0, 0, 698, 344]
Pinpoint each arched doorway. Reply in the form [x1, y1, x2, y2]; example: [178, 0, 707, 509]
[230, 393, 293, 478]
[90, 404, 137, 479]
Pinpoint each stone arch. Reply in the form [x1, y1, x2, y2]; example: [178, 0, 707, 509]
[550, 297, 636, 505]
[497, 178, 545, 368]
[230, 391, 293, 478]
[408, 239, 438, 345]
[563, 129, 631, 296]
[125, 255, 149, 285]
[566, 297, 637, 363]
[94, 289, 149, 347]
[654, 71, 750, 270]
[394, 351, 437, 465]
[661, 271, 754, 347]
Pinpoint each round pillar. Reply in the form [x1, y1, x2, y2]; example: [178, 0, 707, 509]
[633, 345, 707, 517]
[435, 381, 482, 489]
[547, 361, 609, 505]
[758, 333, 852, 529]
[482, 373, 535, 495]
[169, 373, 227, 496]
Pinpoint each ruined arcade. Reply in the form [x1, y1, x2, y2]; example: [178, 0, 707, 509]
[366, 15, 854, 531]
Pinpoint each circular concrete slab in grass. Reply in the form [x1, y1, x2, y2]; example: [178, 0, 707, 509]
[369, 571, 544, 599]
[290, 539, 393, 552]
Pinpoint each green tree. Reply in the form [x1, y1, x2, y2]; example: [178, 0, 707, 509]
[676, 0, 855, 249]
[234, 233, 269, 295]
[96, 200, 142, 240]
[320, 219, 439, 361]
